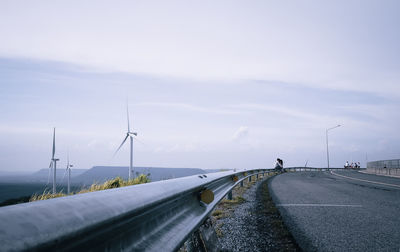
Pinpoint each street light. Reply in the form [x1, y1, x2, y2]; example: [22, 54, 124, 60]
[326, 124, 341, 169]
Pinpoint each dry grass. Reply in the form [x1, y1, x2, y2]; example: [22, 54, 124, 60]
[29, 174, 150, 202]
[30, 191, 67, 201]
[212, 209, 225, 219]
[215, 223, 224, 237]
[223, 196, 246, 204]
[78, 175, 150, 194]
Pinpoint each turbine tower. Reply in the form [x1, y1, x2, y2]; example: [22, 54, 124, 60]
[66, 153, 73, 194]
[115, 106, 138, 180]
[49, 128, 60, 194]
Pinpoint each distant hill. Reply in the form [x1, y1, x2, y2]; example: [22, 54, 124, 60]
[0, 169, 88, 183]
[73, 166, 208, 185]
[203, 168, 232, 173]
[0, 171, 31, 177]
[30, 168, 88, 183]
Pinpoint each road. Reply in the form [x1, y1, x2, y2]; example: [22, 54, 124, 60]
[268, 170, 400, 251]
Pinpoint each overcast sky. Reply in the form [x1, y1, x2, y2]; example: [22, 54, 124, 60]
[1, 0, 399, 172]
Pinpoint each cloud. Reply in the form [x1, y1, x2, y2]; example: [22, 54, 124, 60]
[1, 1, 399, 97]
[228, 103, 319, 120]
[153, 143, 200, 153]
[136, 102, 240, 115]
[1, 1, 400, 171]
[232, 126, 249, 141]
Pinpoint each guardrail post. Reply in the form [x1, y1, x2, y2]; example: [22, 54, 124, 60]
[240, 180, 244, 187]
[256, 174, 259, 180]
[249, 175, 252, 182]
[186, 230, 202, 252]
[187, 218, 220, 252]
[227, 190, 232, 200]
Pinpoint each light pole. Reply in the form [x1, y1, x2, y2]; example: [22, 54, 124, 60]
[326, 124, 341, 169]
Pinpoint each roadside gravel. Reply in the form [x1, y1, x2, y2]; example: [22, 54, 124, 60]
[213, 176, 299, 252]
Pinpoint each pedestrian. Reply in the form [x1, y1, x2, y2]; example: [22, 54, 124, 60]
[275, 158, 283, 172]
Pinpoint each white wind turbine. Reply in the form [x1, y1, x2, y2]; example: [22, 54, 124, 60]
[114, 106, 138, 180]
[65, 153, 73, 194]
[48, 128, 59, 194]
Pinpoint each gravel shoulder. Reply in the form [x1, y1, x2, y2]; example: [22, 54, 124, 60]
[211, 175, 300, 251]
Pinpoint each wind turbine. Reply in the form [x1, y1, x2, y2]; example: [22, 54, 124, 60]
[114, 106, 138, 180]
[49, 128, 60, 194]
[65, 153, 73, 194]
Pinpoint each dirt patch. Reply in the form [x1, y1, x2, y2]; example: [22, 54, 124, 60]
[255, 177, 300, 251]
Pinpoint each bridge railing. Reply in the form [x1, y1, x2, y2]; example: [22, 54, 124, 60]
[367, 159, 400, 176]
[0, 168, 276, 252]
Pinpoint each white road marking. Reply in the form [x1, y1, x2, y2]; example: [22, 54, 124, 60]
[277, 204, 362, 207]
[331, 171, 400, 188]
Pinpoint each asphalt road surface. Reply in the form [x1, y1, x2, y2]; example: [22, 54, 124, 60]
[268, 170, 400, 252]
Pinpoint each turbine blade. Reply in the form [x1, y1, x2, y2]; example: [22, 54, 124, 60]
[114, 134, 129, 156]
[127, 105, 130, 132]
[61, 169, 67, 183]
[133, 136, 145, 145]
[52, 128, 56, 159]
[47, 162, 52, 185]
[66, 153, 69, 169]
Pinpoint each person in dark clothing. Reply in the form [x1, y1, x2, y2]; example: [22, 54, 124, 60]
[275, 158, 283, 172]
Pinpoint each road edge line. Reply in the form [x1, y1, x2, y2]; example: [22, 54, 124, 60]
[330, 171, 400, 188]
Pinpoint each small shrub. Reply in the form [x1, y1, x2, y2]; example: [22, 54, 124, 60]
[30, 191, 66, 202]
[235, 196, 246, 203]
[212, 209, 225, 219]
[215, 223, 224, 237]
[222, 196, 246, 205]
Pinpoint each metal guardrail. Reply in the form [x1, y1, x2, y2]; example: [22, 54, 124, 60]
[0, 168, 275, 252]
[0, 167, 357, 251]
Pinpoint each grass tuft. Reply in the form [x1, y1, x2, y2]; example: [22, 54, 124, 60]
[215, 223, 224, 237]
[30, 191, 66, 202]
[221, 196, 246, 205]
[212, 209, 225, 219]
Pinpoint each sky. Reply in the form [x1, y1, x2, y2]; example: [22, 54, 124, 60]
[0, 0, 399, 172]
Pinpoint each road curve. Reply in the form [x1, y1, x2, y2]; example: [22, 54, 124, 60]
[268, 170, 400, 252]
